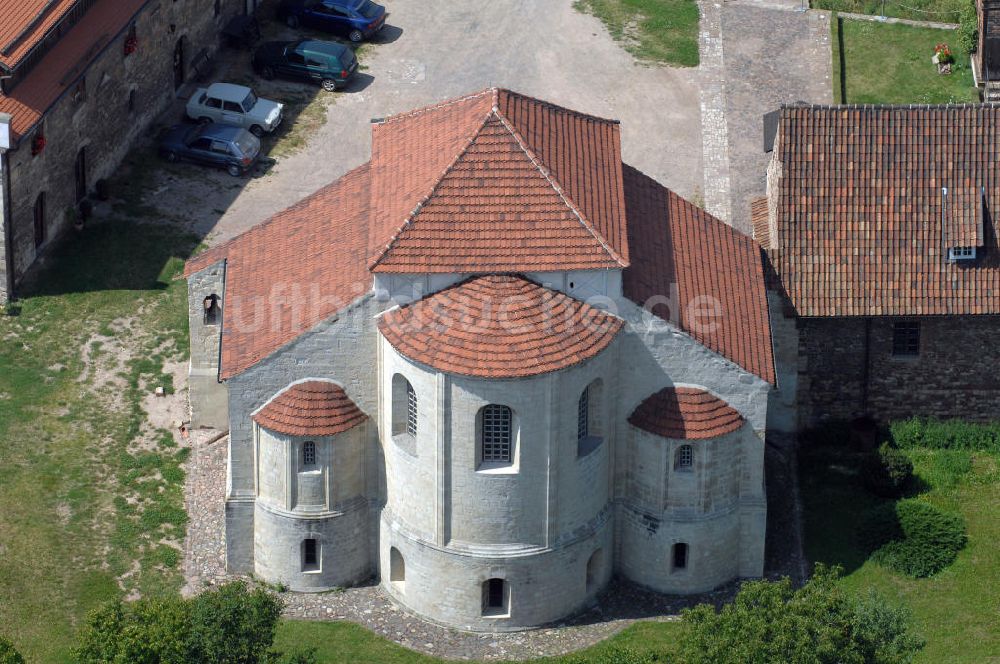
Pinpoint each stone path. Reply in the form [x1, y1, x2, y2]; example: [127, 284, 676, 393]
[700, 0, 834, 233]
[181, 429, 742, 661]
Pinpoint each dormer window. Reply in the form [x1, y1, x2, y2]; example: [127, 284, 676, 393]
[948, 246, 976, 261]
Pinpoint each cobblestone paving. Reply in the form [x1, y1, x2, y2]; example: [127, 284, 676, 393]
[181, 430, 741, 661]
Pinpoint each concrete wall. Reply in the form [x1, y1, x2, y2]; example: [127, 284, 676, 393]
[187, 259, 228, 429]
[0, 0, 243, 302]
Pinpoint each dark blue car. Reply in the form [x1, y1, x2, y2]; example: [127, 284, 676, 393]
[278, 0, 387, 42]
[159, 123, 261, 177]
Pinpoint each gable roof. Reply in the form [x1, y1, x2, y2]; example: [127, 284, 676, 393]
[622, 164, 776, 384]
[628, 386, 745, 440]
[0, 0, 77, 71]
[770, 104, 1000, 317]
[185, 163, 372, 380]
[0, 0, 147, 143]
[252, 380, 367, 437]
[367, 88, 628, 273]
[378, 274, 624, 378]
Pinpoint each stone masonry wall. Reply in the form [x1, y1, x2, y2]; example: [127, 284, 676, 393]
[0, 0, 242, 302]
[797, 314, 1000, 426]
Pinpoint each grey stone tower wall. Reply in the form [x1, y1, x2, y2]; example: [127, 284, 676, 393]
[187, 259, 228, 429]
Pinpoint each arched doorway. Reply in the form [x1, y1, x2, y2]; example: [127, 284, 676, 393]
[173, 37, 186, 89]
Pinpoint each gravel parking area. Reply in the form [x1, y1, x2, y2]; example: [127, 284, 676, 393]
[148, 0, 703, 246]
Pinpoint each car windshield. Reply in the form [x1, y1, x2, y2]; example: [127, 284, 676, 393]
[234, 131, 260, 157]
[241, 90, 258, 113]
[357, 0, 380, 18]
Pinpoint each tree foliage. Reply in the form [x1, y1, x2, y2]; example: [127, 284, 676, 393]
[75, 581, 315, 664]
[679, 565, 923, 664]
[0, 637, 25, 664]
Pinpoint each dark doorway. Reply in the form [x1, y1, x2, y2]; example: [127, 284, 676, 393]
[986, 38, 1000, 81]
[74, 148, 87, 203]
[173, 37, 186, 89]
[33, 193, 45, 247]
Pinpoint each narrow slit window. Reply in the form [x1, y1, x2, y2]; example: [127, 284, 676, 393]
[303, 538, 319, 571]
[406, 381, 417, 437]
[577, 386, 589, 441]
[482, 578, 508, 616]
[673, 543, 688, 571]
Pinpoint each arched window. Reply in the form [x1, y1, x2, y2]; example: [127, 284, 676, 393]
[302, 538, 320, 572]
[203, 294, 220, 325]
[302, 441, 316, 467]
[586, 548, 603, 593]
[480, 404, 513, 464]
[577, 379, 604, 457]
[390, 547, 405, 590]
[672, 542, 688, 571]
[674, 444, 693, 470]
[391, 374, 417, 438]
[482, 578, 509, 616]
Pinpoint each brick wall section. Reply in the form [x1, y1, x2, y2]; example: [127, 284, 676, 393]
[0, 0, 242, 302]
[796, 314, 1000, 425]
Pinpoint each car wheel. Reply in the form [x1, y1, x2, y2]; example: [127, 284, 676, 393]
[228, 164, 243, 177]
[286, 15, 300, 28]
[198, 116, 212, 125]
[249, 125, 265, 137]
[164, 151, 178, 163]
[261, 65, 275, 80]
[349, 29, 363, 42]
[321, 78, 338, 92]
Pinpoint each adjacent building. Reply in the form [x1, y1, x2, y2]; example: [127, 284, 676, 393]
[0, 0, 243, 303]
[184, 88, 776, 630]
[758, 104, 1000, 431]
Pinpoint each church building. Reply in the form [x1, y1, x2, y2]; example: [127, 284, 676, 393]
[184, 88, 775, 631]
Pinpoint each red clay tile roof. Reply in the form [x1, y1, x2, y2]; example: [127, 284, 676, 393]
[377, 274, 624, 378]
[0, 0, 77, 70]
[252, 380, 367, 437]
[771, 105, 1000, 317]
[628, 386, 745, 439]
[184, 163, 372, 380]
[750, 196, 770, 250]
[0, 0, 146, 143]
[368, 88, 628, 273]
[621, 164, 775, 384]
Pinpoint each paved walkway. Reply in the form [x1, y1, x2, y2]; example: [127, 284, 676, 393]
[181, 430, 742, 660]
[700, 0, 833, 232]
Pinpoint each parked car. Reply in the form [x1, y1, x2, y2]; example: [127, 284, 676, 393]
[159, 123, 261, 177]
[185, 82, 283, 136]
[277, 0, 387, 42]
[253, 39, 358, 91]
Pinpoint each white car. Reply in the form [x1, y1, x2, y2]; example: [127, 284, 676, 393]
[186, 82, 283, 136]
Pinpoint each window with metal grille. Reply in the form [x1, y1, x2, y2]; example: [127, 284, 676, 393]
[577, 387, 589, 441]
[481, 405, 512, 463]
[303, 441, 316, 467]
[675, 444, 693, 470]
[892, 321, 920, 357]
[406, 381, 417, 437]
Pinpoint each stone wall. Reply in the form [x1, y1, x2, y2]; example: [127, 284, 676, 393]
[187, 259, 228, 428]
[0, 0, 242, 302]
[795, 314, 1000, 426]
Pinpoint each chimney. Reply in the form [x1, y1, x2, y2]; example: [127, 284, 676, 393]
[0, 113, 10, 151]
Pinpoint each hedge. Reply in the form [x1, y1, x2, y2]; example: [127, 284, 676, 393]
[858, 499, 967, 577]
[889, 418, 1000, 453]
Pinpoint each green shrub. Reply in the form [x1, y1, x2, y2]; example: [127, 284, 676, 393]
[0, 637, 25, 664]
[862, 443, 914, 497]
[561, 646, 658, 663]
[861, 500, 967, 577]
[958, 0, 978, 54]
[679, 564, 922, 663]
[889, 418, 1000, 453]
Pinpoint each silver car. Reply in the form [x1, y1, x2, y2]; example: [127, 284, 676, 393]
[186, 82, 283, 137]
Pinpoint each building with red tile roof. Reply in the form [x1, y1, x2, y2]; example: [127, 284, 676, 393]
[762, 104, 1000, 428]
[0, 0, 244, 303]
[186, 89, 773, 631]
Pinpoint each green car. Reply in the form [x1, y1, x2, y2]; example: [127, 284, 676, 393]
[252, 39, 358, 91]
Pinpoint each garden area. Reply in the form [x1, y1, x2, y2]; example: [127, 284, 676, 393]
[831, 17, 978, 103]
[813, 0, 967, 23]
[573, 0, 700, 66]
[800, 418, 1000, 662]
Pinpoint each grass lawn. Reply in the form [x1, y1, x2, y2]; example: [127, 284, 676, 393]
[0, 213, 197, 662]
[275, 619, 686, 664]
[573, 0, 700, 67]
[800, 443, 1000, 662]
[832, 18, 978, 103]
[814, 0, 966, 23]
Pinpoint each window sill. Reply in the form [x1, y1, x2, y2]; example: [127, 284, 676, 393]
[889, 354, 920, 362]
[302, 568, 322, 574]
[481, 608, 511, 618]
[393, 433, 417, 456]
[476, 462, 518, 475]
[577, 435, 604, 458]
